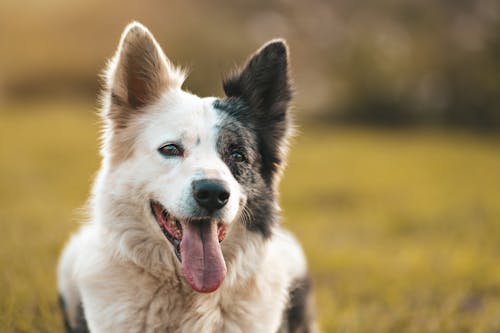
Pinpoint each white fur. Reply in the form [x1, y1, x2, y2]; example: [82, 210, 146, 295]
[59, 223, 306, 332]
[58, 90, 308, 332]
[58, 22, 310, 332]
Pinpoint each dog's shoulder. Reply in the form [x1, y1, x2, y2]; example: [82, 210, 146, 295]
[57, 224, 100, 333]
[266, 228, 318, 333]
[266, 227, 308, 279]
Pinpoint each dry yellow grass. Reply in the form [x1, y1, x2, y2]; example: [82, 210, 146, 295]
[1, 102, 499, 332]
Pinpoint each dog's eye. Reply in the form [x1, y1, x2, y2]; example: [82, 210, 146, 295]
[230, 151, 245, 163]
[159, 144, 183, 157]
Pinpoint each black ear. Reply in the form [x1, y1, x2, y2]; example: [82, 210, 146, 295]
[223, 40, 293, 186]
[104, 22, 185, 127]
[223, 39, 292, 117]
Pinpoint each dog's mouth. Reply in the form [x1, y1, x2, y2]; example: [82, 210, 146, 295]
[150, 200, 227, 293]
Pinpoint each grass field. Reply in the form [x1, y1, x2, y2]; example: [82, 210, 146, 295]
[1, 102, 499, 332]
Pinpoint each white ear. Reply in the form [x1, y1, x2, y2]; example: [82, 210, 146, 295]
[104, 22, 185, 123]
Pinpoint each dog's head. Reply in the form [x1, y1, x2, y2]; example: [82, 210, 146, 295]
[99, 22, 292, 293]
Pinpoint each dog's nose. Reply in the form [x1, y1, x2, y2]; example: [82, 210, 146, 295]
[192, 179, 230, 211]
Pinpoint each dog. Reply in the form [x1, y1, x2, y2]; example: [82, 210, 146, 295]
[57, 22, 316, 333]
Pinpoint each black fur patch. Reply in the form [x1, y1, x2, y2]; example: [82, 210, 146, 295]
[214, 100, 277, 238]
[221, 40, 292, 187]
[59, 294, 89, 333]
[284, 276, 314, 333]
[214, 40, 293, 238]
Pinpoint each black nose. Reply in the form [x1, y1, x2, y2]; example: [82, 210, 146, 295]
[192, 179, 230, 211]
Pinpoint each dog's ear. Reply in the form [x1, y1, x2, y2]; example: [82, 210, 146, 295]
[223, 40, 293, 186]
[223, 39, 292, 117]
[104, 22, 184, 126]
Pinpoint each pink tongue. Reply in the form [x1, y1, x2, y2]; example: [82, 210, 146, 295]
[180, 221, 227, 293]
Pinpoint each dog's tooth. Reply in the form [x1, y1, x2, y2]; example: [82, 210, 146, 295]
[174, 221, 182, 238]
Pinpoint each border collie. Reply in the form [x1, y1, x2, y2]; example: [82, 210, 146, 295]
[58, 22, 316, 333]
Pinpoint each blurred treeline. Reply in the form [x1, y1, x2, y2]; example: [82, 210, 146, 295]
[1, 0, 499, 129]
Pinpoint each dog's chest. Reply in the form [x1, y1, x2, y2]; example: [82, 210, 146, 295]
[143, 277, 288, 333]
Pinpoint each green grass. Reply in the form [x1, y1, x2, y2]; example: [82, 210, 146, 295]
[1, 103, 500, 332]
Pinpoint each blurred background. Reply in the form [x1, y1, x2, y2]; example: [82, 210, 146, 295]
[1, 0, 499, 332]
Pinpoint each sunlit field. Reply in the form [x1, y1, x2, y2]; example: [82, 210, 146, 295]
[1, 103, 499, 332]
